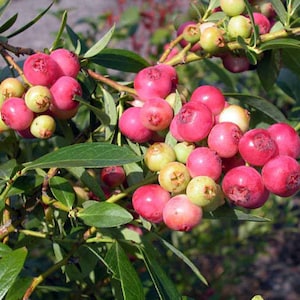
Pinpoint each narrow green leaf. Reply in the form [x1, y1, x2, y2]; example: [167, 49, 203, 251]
[139, 239, 181, 300]
[259, 38, 300, 51]
[83, 24, 115, 58]
[103, 88, 118, 141]
[203, 205, 271, 222]
[77, 201, 133, 228]
[224, 93, 287, 122]
[6, 2, 54, 38]
[90, 48, 150, 73]
[270, 0, 288, 25]
[0, 247, 28, 300]
[49, 176, 75, 209]
[0, 0, 11, 18]
[51, 10, 68, 50]
[105, 242, 145, 300]
[67, 167, 106, 200]
[0, 13, 17, 34]
[66, 24, 87, 55]
[257, 50, 281, 91]
[75, 95, 110, 125]
[23, 143, 141, 170]
[155, 234, 208, 286]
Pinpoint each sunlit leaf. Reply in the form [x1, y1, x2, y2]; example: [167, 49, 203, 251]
[77, 201, 133, 227]
[23, 143, 141, 170]
[270, 0, 288, 25]
[83, 24, 115, 58]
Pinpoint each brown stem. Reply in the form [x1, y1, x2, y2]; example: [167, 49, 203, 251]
[0, 41, 35, 56]
[86, 69, 137, 96]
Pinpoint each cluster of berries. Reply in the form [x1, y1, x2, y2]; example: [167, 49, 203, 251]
[119, 63, 300, 232]
[177, 0, 275, 73]
[0, 49, 81, 139]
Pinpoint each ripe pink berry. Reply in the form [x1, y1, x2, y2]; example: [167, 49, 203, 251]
[251, 12, 271, 34]
[267, 122, 300, 159]
[1, 97, 34, 131]
[133, 64, 177, 101]
[186, 147, 222, 181]
[176, 102, 214, 142]
[139, 97, 173, 131]
[222, 165, 269, 209]
[23, 53, 62, 87]
[169, 114, 185, 142]
[50, 76, 82, 111]
[262, 155, 300, 197]
[190, 85, 226, 115]
[208, 122, 243, 158]
[132, 184, 170, 223]
[48, 105, 79, 120]
[119, 107, 153, 143]
[100, 166, 126, 188]
[163, 194, 202, 231]
[50, 48, 80, 78]
[222, 154, 245, 174]
[238, 128, 278, 166]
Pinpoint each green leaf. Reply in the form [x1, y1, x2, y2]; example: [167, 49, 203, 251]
[203, 205, 271, 222]
[259, 38, 300, 51]
[282, 48, 300, 77]
[23, 143, 141, 170]
[103, 88, 118, 141]
[139, 239, 181, 300]
[6, 1, 54, 38]
[0, 159, 17, 180]
[0, 13, 17, 34]
[49, 176, 75, 209]
[66, 24, 87, 55]
[0, 243, 12, 257]
[83, 24, 115, 58]
[51, 10, 68, 50]
[270, 0, 288, 25]
[0, 247, 28, 300]
[75, 95, 110, 125]
[0, 0, 11, 18]
[105, 242, 145, 300]
[257, 50, 281, 91]
[155, 234, 208, 286]
[67, 167, 107, 200]
[224, 93, 287, 122]
[277, 68, 300, 103]
[90, 48, 150, 73]
[7, 174, 44, 197]
[5, 277, 32, 300]
[77, 201, 133, 228]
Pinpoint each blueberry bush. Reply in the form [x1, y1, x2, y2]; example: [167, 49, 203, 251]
[0, 1, 299, 299]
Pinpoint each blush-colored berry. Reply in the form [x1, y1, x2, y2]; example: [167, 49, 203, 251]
[119, 107, 153, 143]
[50, 76, 82, 111]
[140, 97, 173, 131]
[134, 64, 177, 101]
[1, 97, 34, 131]
[100, 166, 126, 188]
[176, 102, 214, 142]
[238, 128, 278, 166]
[251, 12, 271, 34]
[163, 194, 202, 231]
[222, 165, 269, 209]
[186, 147, 222, 181]
[208, 122, 243, 158]
[23, 53, 62, 87]
[50, 48, 80, 78]
[190, 85, 225, 115]
[262, 155, 300, 197]
[132, 184, 170, 223]
[267, 122, 300, 159]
